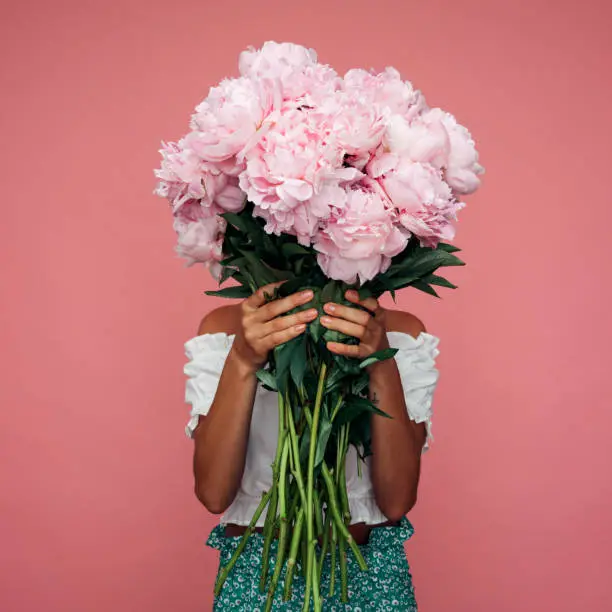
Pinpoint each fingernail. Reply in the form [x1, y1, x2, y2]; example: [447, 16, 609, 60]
[294, 324, 306, 332]
[325, 303, 336, 312]
[321, 316, 331, 325]
[301, 290, 313, 299]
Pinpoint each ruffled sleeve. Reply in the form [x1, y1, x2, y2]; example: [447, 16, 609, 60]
[386, 331, 441, 451]
[183, 332, 235, 438]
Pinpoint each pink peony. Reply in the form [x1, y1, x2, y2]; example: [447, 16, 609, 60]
[314, 187, 407, 284]
[319, 92, 386, 170]
[432, 109, 485, 195]
[172, 213, 225, 272]
[385, 108, 484, 195]
[154, 140, 245, 214]
[343, 67, 428, 120]
[188, 76, 278, 165]
[154, 140, 206, 207]
[384, 112, 451, 168]
[239, 41, 341, 107]
[239, 41, 317, 80]
[369, 154, 462, 247]
[238, 107, 339, 225]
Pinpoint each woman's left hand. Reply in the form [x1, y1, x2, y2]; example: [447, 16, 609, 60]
[320, 290, 389, 359]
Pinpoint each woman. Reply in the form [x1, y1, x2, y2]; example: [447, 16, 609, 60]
[183, 282, 440, 610]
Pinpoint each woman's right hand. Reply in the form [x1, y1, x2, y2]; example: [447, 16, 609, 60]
[232, 282, 318, 370]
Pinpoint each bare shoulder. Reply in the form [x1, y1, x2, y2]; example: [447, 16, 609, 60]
[196, 304, 242, 336]
[383, 308, 427, 339]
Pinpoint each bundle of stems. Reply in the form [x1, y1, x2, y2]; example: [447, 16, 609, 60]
[214, 363, 368, 611]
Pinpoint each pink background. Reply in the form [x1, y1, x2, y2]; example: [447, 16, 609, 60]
[1, 0, 611, 610]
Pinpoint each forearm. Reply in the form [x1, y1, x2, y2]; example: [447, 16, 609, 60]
[192, 347, 258, 513]
[368, 359, 425, 520]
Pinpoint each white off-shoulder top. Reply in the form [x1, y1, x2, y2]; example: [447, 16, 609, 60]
[183, 331, 440, 527]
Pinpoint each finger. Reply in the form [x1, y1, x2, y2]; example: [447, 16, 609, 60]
[326, 341, 361, 357]
[345, 290, 379, 314]
[320, 315, 365, 339]
[261, 308, 318, 336]
[264, 324, 308, 350]
[256, 289, 314, 322]
[244, 281, 286, 311]
[322, 302, 370, 326]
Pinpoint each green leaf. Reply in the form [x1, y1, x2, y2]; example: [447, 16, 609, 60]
[281, 243, 311, 258]
[335, 395, 391, 426]
[273, 335, 301, 379]
[387, 274, 420, 290]
[350, 374, 369, 396]
[256, 369, 278, 391]
[333, 352, 361, 375]
[321, 280, 345, 306]
[314, 413, 332, 468]
[411, 279, 440, 298]
[289, 334, 308, 387]
[220, 212, 251, 233]
[359, 348, 399, 369]
[308, 317, 324, 342]
[437, 242, 461, 253]
[299, 425, 310, 465]
[322, 328, 345, 344]
[218, 266, 235, 285]
[325, 366, 346, 393]
[425, 274, 457, 289]
[411, 249, 465, 272]
[205, 285, 251, 299]
[357, 285, 374, 301]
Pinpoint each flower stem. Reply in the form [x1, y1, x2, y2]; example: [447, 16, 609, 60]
[314, 489, 324, 537]
[303, 363, 327, 612]
[339, 432, 351, 526]
[283, 507, 305, 601]
[330, 394, 344, 423]
[265, 437, 290, 612]
[339, 532, 348, 602]
[259, 481, 277, 592]
[259, 394, 287, 591]
[286, 392, 307, 509]
[214, 488, 273, 597]
[329, 522, 337, 597]
[320, 462, 368, 572]
[317, 515, 329, 582]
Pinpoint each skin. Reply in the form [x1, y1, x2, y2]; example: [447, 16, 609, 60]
[191, 282, 427, 523]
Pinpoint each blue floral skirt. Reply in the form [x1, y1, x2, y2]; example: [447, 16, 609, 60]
[207, 517, 418, 611]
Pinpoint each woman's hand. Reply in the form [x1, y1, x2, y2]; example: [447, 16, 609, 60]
[232, 281, 318, 370]
[320, 289, 389, 360]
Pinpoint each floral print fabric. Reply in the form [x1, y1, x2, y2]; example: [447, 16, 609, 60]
[207, 517, 418, 611]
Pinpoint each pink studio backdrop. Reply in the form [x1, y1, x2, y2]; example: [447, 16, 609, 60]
[1, 1, 611, 610]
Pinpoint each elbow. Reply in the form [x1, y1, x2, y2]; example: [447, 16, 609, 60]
[194, 482, 231, 515]
[380, 492, 418, 523]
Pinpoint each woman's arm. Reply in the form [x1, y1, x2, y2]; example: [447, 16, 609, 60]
[320, 291, 427, 522]
[191, 317, 258, 514]
[368, 336, 426, 521]
[191, 285, 318, 514]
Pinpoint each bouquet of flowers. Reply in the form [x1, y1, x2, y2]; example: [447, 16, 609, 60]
[155, 41, 483, 611]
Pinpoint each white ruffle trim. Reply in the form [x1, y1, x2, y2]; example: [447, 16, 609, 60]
[387, 331, 440, 450]
[347, 495, 389, 525]
[183, 333, 235, 438]
[219, 492, 390, 527]
[219, 492, 270, 527]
